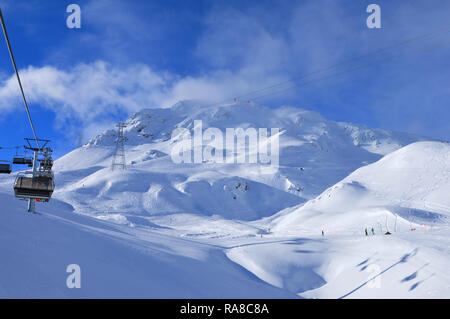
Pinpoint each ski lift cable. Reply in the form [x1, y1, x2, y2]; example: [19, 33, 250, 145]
[197, 25, 450, 109]
[248, 36, 450, 102]
[252, 34, 450, 102]
[0, 9, 40, 150]
[217, 33, 450, 104]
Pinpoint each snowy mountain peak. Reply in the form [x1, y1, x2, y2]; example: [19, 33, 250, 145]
[86, 100, 425, 154]
[54, 101, 433, 221]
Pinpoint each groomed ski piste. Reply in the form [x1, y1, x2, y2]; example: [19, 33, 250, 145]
[1, 101, 449, 298]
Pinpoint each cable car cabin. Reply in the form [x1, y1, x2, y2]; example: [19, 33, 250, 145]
[12, 157, 25, 164]
[12, 157, 32, 165]
[14, 175, 54, 201]
[0, 162, 12, 174]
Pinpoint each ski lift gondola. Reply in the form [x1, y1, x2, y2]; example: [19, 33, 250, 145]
[0, 148, 12, 173]
[12, 157, 25, 164]
[13, 173, 54, 201]
[12, 147, 33, 165]
[0, 160, 12, 174]
[13, 157, 33, 166]
[13, 140, 55, 203]
[12, 139, 55, 206]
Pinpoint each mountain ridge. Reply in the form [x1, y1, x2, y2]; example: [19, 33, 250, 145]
[52, 100, 431, 221]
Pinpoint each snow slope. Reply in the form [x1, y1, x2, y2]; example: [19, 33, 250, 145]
[0, 191, 295, 298]
[273, 141, 450, 234]
[225, 229, 450, 298]
[1, 100, 448, 299]
[220, 141, 450, 298]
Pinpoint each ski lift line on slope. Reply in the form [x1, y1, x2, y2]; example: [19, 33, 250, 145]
[194, 25, 450, 109]
[0, 9, 40, 150]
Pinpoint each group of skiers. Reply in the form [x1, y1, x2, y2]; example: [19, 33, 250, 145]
[320, 228, 376, 237]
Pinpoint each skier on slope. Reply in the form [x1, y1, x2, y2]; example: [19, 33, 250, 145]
[365, 228, 368, 236]
[322, 230, 324, 236]
[371, 228, 375, 235]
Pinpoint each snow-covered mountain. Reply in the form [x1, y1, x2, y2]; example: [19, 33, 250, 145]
[53, 100, 428, 221]
[271, 141, 450, 233]
[1, 101, 449, 299]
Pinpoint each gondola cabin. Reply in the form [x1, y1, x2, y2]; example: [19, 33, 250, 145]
[12, 156, 32, 165]
[0, 161, 11, 174]
[13, 175, 54, 201]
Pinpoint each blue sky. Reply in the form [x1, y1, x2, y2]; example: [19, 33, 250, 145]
[0, 0, 449, 160]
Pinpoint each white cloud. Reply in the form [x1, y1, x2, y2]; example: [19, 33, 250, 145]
[0, 61, 165, 137]
[0, 60, 287, 139]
